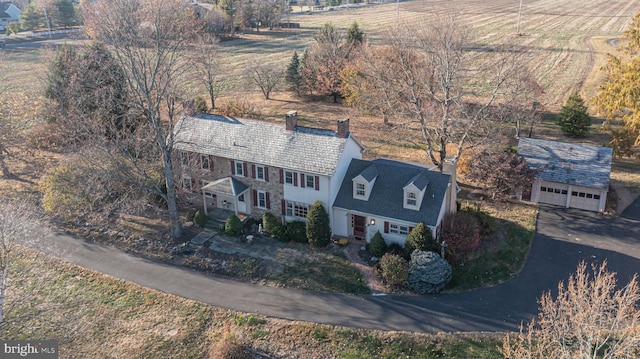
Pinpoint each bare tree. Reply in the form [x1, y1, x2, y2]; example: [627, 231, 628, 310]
[503, 261, 640, 359]
[496, 66, 545, 139]
[252, 0, 287, 31]
[192, 40, 229, 110]
[83, 0, 199, 240]
[466, 149, 537, 200]
[246, 61, 284, 100]
[352, 15, 523, 170]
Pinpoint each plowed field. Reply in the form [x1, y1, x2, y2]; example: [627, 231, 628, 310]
[217, 0, 640, 109]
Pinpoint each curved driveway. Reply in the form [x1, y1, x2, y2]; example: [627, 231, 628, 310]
[28, 202, 640, 333]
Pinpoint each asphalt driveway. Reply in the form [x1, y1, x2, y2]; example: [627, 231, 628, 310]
[23, 200, 640, 333]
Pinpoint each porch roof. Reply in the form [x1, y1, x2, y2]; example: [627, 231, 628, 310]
[201, 177, 248, 196]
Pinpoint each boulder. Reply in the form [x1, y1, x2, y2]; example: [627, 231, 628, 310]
[407, 250, 452, 294]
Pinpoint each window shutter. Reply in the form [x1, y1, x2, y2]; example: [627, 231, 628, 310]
[300, 173, 305, 188]
[314, 176, 320, 191]
[384, 221, 389, 234]
[293, 172, 298, 186]
[231, 160, 235, 175]
[265, 167, 269, 182]
[281, 199, 286, 215]
[243, 163, 248, 176]
[251, 164, 256, 178]
[266, 192, 271, 209]
[253, 190, 258, 206]
[409, 226, 414, 233]
[279, 169, 284, 184]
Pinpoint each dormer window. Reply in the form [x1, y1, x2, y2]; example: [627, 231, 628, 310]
[403, 186, 423, 210]
[406, 191, 417, 206]
[353, 180, 371, 200]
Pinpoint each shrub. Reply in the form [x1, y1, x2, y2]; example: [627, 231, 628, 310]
[474, 209, 497, 237]
[272, 221, 307, 243]
[194, 96, 208, 113]
[408, 250, 452, 294]
[215, 98, 260, 119]
[368, 231, 387, 257]
[404, 222, 439, 258]
[306, 201, 331, 247]
[186, 209, 197, 222]
[271, 225, 287, 242]
[387, 243, 405, 257]
[262, 212, 280, 233]
[285, 221, 308, 243]
[193, 210, 207, 227]
[557, 92, 592, 137]
[441, 212, 481, 262]
[207, 337, 250, 359]
[225, 214, 243, 236]
[379, 253, 408, 286]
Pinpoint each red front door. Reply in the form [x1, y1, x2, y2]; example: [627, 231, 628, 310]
[353, 215, 366, 239]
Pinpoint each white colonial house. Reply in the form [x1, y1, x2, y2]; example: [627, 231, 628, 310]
[173, 111, 364, 229]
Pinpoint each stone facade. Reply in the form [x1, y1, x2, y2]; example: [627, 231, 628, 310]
[178, 152, 285, 218]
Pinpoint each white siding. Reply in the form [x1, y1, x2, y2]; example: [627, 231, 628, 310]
[332, 208, 350, 237]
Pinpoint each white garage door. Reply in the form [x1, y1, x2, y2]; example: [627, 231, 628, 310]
[538, 183, 568, 207]
[569, 190, 601, 212]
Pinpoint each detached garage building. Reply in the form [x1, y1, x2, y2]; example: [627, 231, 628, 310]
[518, 138, 612, 212]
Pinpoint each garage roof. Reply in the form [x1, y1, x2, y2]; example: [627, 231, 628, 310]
[517, 138, 612, 190]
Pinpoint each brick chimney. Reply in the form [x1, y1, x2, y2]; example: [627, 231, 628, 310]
[285, 110, 298, 131]
[337, 118, 349, 138]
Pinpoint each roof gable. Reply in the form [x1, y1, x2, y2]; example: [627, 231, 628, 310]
[173, 114, 364, 176]
[333, 158, 450, 226]
[517, 138, 612, 190]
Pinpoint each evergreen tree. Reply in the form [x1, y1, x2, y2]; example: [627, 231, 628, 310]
[20, 3, 44, 31]
[285, 51, 302, 96]
[558, 92, 592, 137]
[369, 231, 387, 257]
[53, 0, 77, 28]
[404, 222, 439, 258]
[45, 45, 78, 118]
[347, 21, 365, 46]
[225, 214, 243, 236]
[306, 200, 331, 247]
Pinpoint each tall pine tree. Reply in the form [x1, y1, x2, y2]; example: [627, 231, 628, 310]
[285, 51, 302, 96]
[306, 200, 331, 247]
[558, 92, 591, 137]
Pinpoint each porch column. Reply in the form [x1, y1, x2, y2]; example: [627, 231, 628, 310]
[202, 191, 208, 215]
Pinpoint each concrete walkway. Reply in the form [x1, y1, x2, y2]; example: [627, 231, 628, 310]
[19, 199, 640, 333]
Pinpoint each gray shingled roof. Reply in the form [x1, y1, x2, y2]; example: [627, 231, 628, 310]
[202, 177, 248, 196]
[173, 114, 362, 176]
[357, 163, 378, 181]
[517, 138, 612, 190]
[333, 159, 450, 227]
[406, 171, 430, 191]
